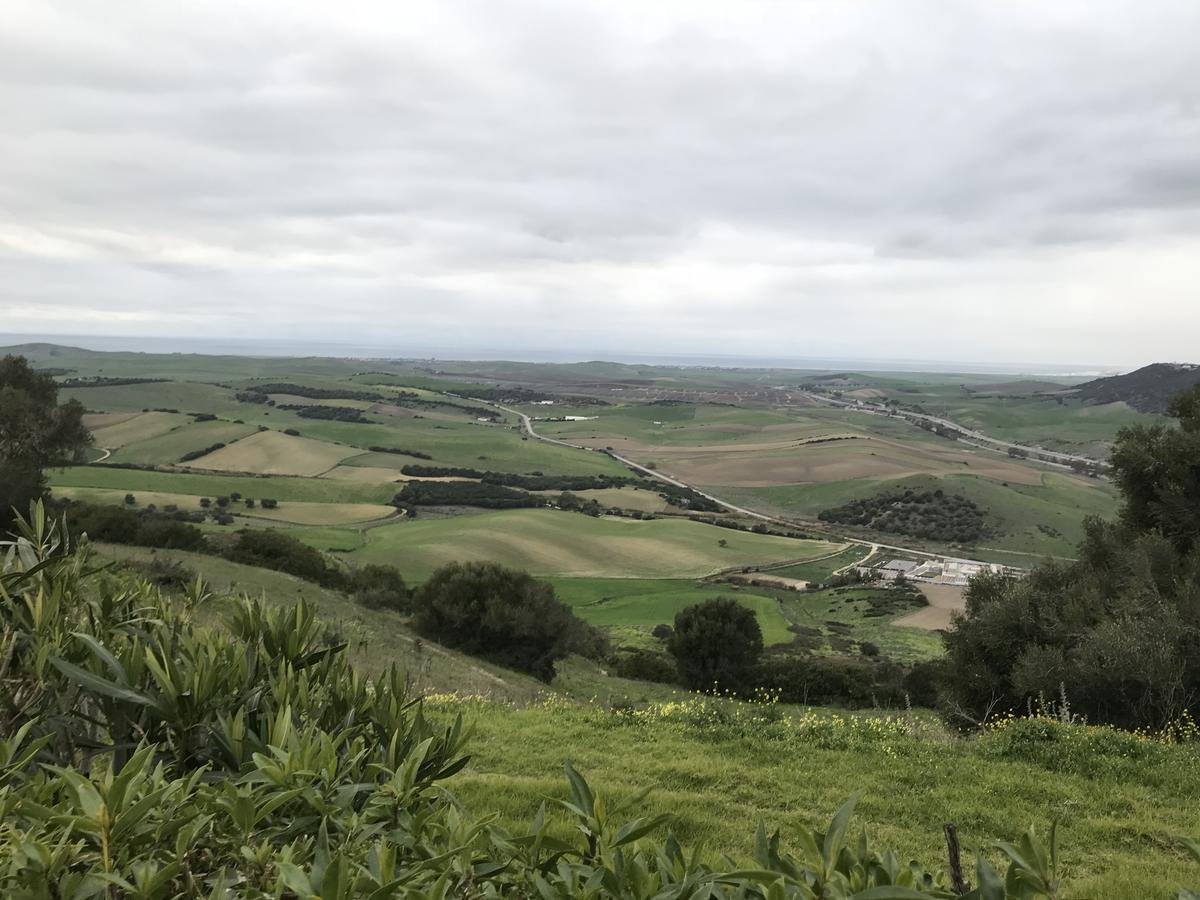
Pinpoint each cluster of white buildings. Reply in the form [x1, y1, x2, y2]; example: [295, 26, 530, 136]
[867, 557, 1007, 586]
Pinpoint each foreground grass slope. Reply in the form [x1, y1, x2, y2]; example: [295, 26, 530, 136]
[434, 696, 1200, 900]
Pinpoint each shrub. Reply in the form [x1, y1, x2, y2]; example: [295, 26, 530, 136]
[668, 598, 763, 694]
[368, 445, 433, 459]
[259, 497, 278, 509]
[180, 442, 226, 462]
[276, 404, 376, 423]
[225, 528, 343, 588]
[412, 562, 603, 680]
[757, 654, 910, 709]
[65, 503, 205, 551]
[349, 563, 410, 613]
[611, 649, 678, 684]
[129, 555, 196, 588]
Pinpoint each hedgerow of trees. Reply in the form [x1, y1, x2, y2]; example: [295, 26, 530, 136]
[276, 404, 376, 423]
[394, 480, 543, 509]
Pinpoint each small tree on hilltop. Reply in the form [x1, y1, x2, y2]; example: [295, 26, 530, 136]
[668, 597, 763, 694]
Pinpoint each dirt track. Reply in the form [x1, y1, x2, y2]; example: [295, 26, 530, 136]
[893, 584, 967, 630]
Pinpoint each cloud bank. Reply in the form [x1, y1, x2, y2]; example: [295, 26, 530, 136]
[2, 0, 1199, 366]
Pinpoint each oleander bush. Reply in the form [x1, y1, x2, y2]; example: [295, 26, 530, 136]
[0, 504, 1165, 898]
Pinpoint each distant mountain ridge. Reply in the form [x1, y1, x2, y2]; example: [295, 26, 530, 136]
[1073, 363, 1200, 414]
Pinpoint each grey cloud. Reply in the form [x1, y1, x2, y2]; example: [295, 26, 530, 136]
[1, 0, 1200, 365]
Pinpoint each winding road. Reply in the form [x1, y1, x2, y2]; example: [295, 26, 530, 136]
[491, 402, 1010, 569]
[796, 390, 1106, 471]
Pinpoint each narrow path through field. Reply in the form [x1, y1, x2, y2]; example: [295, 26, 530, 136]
[95, 447, 112, 462]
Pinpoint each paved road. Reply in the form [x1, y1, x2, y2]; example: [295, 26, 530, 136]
[797, 390, 1105, 470]
[491, 402, 1011, 569]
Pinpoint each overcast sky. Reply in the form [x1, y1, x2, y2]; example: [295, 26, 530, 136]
[2, 1, 1199, 367]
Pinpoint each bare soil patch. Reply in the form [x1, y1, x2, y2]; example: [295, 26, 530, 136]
[894, 584, 966, 630]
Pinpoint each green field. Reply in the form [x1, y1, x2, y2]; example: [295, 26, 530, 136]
[719, 471, 1118, 559]
[107, 419, 259, 465]
[431, 696, 1200, 900]
[547, 577, 795, 646]
[47, 465, 399, 504]
[292, 509, 841, 580]
[88, 544, 550, 701]
[766, 545, 871, 582]
[779, 586, 944, 660]
[87, 410, 191, 448]
[57, 487, 394, 525]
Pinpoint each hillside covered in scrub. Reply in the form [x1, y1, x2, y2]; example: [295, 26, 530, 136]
[2, 511, 1200, 898]
[1073, 363, 1200, 413]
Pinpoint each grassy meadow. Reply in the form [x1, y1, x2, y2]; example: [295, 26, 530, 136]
[290, 509, 842, 579]
[536, 399, 1119, 559]
[431, 696, 1200, 900]
[546, 577, 797, 646]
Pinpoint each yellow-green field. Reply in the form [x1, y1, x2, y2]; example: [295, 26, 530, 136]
[54, 486, 394, 526]
[292, 508, 841, 579]
[87, 410, 192, 448]
[108, 420, 260, 465]
[182, 429, 357, 476]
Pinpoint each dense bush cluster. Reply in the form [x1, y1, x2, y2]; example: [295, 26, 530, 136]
[483, 471, 638, 491]
[368, 445, 433, 459]
[56, 375, 167, 387]
[64, 502, 206, 551]
[820, 488, 987, 543]
[412, 561, 606, 680]
[276, 404, 376, 423]
[225, 528, 345, 586]
[668, 598, 764, 693]
[239, 382, 386, 401]
[759, 654, 940, 709]
[394, 480, 543, 508]
[60, 501, 409, 612]
[179, 440, 226, 461]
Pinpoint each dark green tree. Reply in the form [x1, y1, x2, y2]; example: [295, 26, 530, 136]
[349, 563, 410, 613]
[941, 385, 1200, 729]
[412, 562, 604, 680]
[668, 598, 763, 694]
[0, 355, 90, 530]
